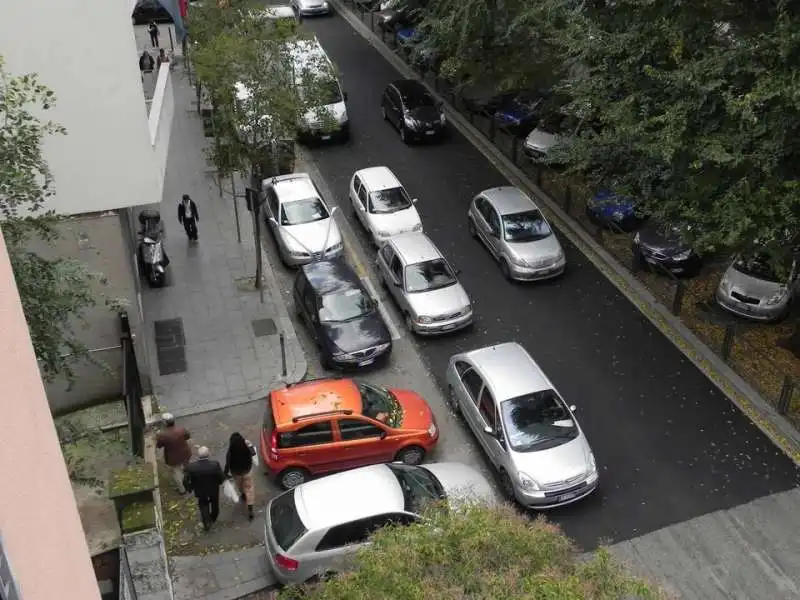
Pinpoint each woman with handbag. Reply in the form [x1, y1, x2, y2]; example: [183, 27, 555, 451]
[223, 432, 256, 520]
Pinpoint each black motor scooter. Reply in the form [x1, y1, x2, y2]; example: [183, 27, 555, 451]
[137, 209, 169, 288]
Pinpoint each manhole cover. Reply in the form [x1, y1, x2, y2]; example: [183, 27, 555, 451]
[252, 318, 277, 338]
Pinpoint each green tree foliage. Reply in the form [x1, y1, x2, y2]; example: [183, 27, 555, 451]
[0, 56, 105, 382]
[279, 503, 662, 600]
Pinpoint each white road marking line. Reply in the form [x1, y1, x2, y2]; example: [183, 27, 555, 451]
[360, 274, 402, 341]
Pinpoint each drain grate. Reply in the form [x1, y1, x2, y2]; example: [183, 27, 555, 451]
[252, 318, 278, 338]
[154, 318, 187, 375]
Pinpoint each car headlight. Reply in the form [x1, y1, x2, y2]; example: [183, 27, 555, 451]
[327, 241, 343, 253]
[672, 249, 693, 261]
[412, 223, 423, 232]
[719, 277, 732, 294]
[427, 422, 437, 438]
[417, 315, 433, 324]
[517, 472, 541, 492]
[375, 342, 391, 352]
[588, 452, 597, 474]
[289, 249, 310, 258]
[633, 232, 640, 244]
[462, 304, 473, 315]
[322, 0, 329, 7]
[439, 113, 446, 125]
[332, 350, 355, 360]
[403, 115, 415, 128]
[766, 287, 789, 306]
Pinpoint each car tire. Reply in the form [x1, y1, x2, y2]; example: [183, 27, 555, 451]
[404, 313, 416, 334]
[396, 445, 425, 466]
[278, 467, 310, 490]
[381, 105, 388, 120]
[467, 217, 477, 239]
[447, 386, 461, 416]
[500, 259, 513, 281]
[499, 470, 515, 500]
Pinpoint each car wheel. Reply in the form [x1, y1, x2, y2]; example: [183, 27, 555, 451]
[467, 217, 477, 239]
[404, 313, 416, 333]
[400, 126, 409, 144]
[396, 445, 425, 466]
[381, 105, 388, 120]
[447, 386, 461, 416]
[499, 470, 515, 500]
[279, 467, 310, 490]
[500, 259, 513, 281]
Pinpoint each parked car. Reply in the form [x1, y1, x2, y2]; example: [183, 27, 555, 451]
[294, 258, 392, 370]
[260, 377, 439, 489]
[460, 84, 506, 115]
[468, 186, 565, 281]
[349, 166, 423, 245]
[259, 4, 300, 25]
[264, 462, 495, 585]
[632, 222, 701, 276]
[446, 342, 599, 509]
[376, 232, 473, 335]
[523, 111, 574, 160]
[262, 173, 343, 266]
[290, 0, 331, 16]
[132, 0, 172, 25]
[585, 189, 646, 232]
[715, 253, 798, 322]
[492, 89, 548, 135]
[377, 0, 423, 31]
[381, 79, 446, 143]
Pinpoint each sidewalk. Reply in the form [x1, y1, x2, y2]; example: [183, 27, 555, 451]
[171, 549, 275, 600]
[140, 67, 307, 418]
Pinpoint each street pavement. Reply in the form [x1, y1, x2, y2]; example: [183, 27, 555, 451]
[292, 10, 800, 597]
[140, 64, 306, 419]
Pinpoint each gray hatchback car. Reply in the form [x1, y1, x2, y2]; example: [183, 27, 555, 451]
[468, 187, 565, 281]
[446, 342, 598, 509]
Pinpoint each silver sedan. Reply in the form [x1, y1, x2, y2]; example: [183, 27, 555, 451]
[468, 186, 566, 281]
[290, 0, 331, 16]
[445, 342, 598, 509]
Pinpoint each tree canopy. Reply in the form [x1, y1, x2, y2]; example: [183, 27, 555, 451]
[279, 503, 662, 600]
[0, 55, 105, 382]
[411, 0, 800, 266]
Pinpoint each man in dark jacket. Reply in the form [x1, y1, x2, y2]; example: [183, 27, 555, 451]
[177, 194, 199, 242]
[183, 446, 225, 531]
[155, 413, 192, 494]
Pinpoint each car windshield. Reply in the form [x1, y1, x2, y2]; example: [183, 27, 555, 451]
[387, 463, 445, 513]
[357, 382, 404, 428]
[298, 78, 342, 105]
[503, 210, 552, 242]
[403, 89, 436, 108]
[500, 390, 579, 453]
[319, 288, 373, 323]
[369, 187, 412, 214]
[270, 489, 307, 550]
[281, 198, 329, 226]
[405, 259, 457, 293]
[732, 255, 789, 283]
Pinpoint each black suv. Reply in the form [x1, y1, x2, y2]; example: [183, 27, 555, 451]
[381, 79, 446, 143]
[294, 258, 392, 370]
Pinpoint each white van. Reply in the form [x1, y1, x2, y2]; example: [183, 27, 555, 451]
[284, 38, 349, 142]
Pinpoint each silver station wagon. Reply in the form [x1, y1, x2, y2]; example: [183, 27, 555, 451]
[445, 342, 598, 509]
[376, 232, 473, 335]
[468, 186, 565, 281]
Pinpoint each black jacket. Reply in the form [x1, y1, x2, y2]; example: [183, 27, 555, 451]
[178, 200, 199, 223]
[183, 457, 224, 498]
[224, 443, 254, 477]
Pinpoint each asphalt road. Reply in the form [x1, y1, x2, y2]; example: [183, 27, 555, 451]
[296, 14, 800, 550]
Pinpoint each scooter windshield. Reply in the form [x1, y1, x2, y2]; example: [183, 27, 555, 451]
[142, 242, 163, 263]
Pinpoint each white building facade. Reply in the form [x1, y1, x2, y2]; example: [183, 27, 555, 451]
[0, 0, 176, 411]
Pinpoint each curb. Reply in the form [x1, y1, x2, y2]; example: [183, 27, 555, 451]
[329, 0, 800, 466]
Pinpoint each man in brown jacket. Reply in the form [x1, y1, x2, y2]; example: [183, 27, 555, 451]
[155, 413, 192, 494]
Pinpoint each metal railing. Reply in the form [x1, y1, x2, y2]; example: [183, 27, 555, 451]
[120, 312, 146, 458]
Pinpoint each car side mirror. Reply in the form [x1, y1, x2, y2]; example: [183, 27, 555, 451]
[483, 425, 494, 436]
[569, 405, 577, 412]
[412, 197, 418, 204]
[393, 279, 402, 287]
[380, 430, 388, 439]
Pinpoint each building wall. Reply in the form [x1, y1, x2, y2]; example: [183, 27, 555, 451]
[28, 212, 150, 414]
[0, 227, 101, 600]
[0, 0, 161, 216]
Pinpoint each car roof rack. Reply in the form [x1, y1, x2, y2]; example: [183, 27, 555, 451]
[286, 375, 343, 388]
[292, 409, 353, 423]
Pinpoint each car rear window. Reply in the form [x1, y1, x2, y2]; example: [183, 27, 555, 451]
[270, 489, 307, 550]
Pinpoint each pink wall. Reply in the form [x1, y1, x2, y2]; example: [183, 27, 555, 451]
[0, 229, 100, 599]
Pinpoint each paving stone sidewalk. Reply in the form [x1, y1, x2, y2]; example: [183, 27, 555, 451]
[170, 548, 275, 600]
[140, 68, 307, 418]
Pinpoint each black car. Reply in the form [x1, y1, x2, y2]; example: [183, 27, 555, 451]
[132, 0, 173, 25]
[381, 79, 446, 143]
[632, 222, 701, 276]
[294, 258, 392, 370]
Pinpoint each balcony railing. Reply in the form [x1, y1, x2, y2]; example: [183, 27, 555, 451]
[147, 64, 175, 202]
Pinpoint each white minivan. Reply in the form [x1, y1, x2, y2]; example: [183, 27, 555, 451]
[285, 38, 349, 142]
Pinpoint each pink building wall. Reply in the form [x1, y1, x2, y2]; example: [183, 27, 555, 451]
[0, 229, 101, 599]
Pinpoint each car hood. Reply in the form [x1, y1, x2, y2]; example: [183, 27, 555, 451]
[422, 463, 497, 507]
[302, 101, 348, 127]
[507, 233, 562, 265]
[280, 219, 342, 254]
[637, 224, 690, 255]
[298, 0, 326, 7]
[391, 388, 433, 430]
[368, 206, 422, 235]
[510, 435, 591, 486]
[722, 266, 785, 299]
[321, 312, 390, 354]
[525, 128, 561, 152]
[408, 105, 441, 124]
[406, 283, 470, 318]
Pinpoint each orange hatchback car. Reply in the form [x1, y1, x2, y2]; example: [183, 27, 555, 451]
[260, 377, 440, 489]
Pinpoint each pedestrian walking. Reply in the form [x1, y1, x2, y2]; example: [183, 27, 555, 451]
[183, 447, 225, 531]
[156, 48, 170, 70]
[178, 194, 199, 242]
[148, 21, 160, 47]
[139, 50, 155, 73]
[155, 413, 192, 494]
[223, 433, 256, 521]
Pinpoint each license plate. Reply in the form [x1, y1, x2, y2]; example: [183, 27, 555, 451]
[358, 359, 375, 367]
[440, 323, 456, 331]
[321, 135, 331, 140]
[426, 130, 435, 135]
[557, 491, 579, 503]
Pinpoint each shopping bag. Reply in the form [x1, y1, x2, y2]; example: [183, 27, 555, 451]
[247, 440, 259, 468]
[222, 479, 239, 504]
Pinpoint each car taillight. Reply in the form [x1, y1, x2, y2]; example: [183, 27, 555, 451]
[275, 553, 299, 571]
[269, 430, 279, 461]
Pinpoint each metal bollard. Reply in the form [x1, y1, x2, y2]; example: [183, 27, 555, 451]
[671, 281, 685, 316]
[777, 375, 794, 415]
[280, 332, 287, 377]
[721, 324, 735, 361]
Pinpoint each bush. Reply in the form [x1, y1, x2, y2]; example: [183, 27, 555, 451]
[279, 503, 663, 600]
